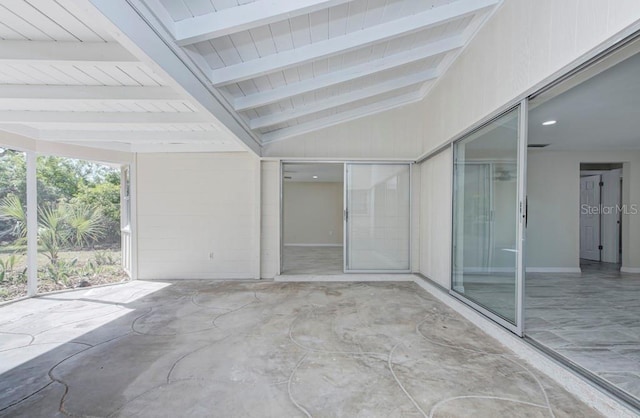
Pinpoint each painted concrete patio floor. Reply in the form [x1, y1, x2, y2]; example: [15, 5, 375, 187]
[0, 280, 602, 417]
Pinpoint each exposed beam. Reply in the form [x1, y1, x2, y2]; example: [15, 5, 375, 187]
[130, 142, 243, 153]
[175, 0, 354, 46]
[234, 36, 463, 111]
[0, 111, 212, 124]
[0, 40, 138, 65]
[88, 0, 262, 155]
[250, 71, 435, 129]
[261, 91, 423, 144]
[39, 130, 222, 142]
[211, 0, 498, 85]
[0, 85, 182, 101]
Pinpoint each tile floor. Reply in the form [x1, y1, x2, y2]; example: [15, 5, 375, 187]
[282, 245, 343, 275]
[0, 280, 603, 417]
[525, 261, 640, 401]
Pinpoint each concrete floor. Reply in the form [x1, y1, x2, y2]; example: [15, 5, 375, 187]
[526, 261, 640, 400]
[0, 279, 602, 417]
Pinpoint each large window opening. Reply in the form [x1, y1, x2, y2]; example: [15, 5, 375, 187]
[525, 37, 640, 406]
[0, 148, 27, 302]
[451, 106, 526, 333]
[281, 161, 412, 275]
[33, 155, 128, 294]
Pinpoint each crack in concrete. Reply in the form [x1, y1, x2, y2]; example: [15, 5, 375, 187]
[49, 333, 131, 417]
[0, 381, 54, 413]
[287, 352, 312, 418]
[211, 300, 259, 328]
[427, 395, 549, 417]
[388, 343, 427, 417]
[416, 317, 556, 418]
[288, 306, 387, 358]
[165, 335, 231, 384]
[0, 330, 35, 352]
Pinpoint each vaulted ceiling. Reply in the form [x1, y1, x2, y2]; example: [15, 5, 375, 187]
[0, 0, 501, 154]
[131, 0, 501, 146]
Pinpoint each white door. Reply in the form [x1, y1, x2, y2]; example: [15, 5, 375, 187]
[580, 175, 601, 261]
[601, 169, 621, 263]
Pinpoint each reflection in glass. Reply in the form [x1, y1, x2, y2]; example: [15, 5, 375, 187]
[452, 109, 520, 324]
[346, 164, 410, 271]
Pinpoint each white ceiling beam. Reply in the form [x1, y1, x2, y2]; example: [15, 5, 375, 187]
[0, 85, 182, 102]
[0, 111, 212, 124]
[38, 130, 221, 142]
[211, 0, 498, 85]
[250, 71, 435, 129]
[174, 0, 355, 46]
[0, 40, 138, 65]
[87, 0, 262, 155]
[234, 36, 463, 111]
[261, 91, 423, 144]
[130, 142, 243, 153]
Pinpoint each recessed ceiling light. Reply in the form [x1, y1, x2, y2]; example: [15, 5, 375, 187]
[312, 175, 318, 179]
[542, 120, 557, 126]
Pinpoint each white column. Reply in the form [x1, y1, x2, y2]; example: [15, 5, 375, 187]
[26, 151, 37, 296]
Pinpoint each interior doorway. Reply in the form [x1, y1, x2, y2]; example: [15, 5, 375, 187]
[579, 163, 623, 266]
[281, 163, 344, 274]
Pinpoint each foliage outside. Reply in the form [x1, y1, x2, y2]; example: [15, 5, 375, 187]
[0, 151, 127, 302]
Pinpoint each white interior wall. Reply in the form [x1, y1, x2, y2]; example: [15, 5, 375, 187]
[418, 148, 453, 288]
[526, 150, 640, 272]
[283, 181, 343, 246]
[419, 0, 640, 155]
[260, 161, 280, 279]
[136, 152, 260, 280]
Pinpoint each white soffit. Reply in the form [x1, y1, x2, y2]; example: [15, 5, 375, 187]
[0, 0, 246, 153]
[119, 0, 501, 144]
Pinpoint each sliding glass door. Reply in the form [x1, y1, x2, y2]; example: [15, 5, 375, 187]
[344, 163, 411, 272]
[452, 104, 527, 335]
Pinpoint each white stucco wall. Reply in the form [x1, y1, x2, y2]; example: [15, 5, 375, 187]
[262, 103, 423, 159]
[418, 148, 453, 288]
[136, 152, 261, 280]
[260, 161, 280, 279]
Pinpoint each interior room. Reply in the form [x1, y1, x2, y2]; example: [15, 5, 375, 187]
[281, 163, 344, 274]
[525, 41, 640, 402]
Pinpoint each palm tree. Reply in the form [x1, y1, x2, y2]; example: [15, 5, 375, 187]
[0, 198, 106, 264]
[0, 194, 26, 242]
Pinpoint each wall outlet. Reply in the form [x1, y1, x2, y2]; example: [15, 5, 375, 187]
[208, 252, 214, 260]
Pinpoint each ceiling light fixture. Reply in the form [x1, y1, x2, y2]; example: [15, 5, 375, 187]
[312, 175, 318, 179]
[542, 120, 557, 126]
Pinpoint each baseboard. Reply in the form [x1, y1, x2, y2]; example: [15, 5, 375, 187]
[459, 267, 583, 274]
[284, 243, 343, 247]
[620, 266, 640, 273]
[526, 267, 582, 273]
[461, 267, 515, 274]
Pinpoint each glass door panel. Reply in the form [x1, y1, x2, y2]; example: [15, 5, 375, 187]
[345, 163, 411, 272]
[452, 106, 525, 333]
